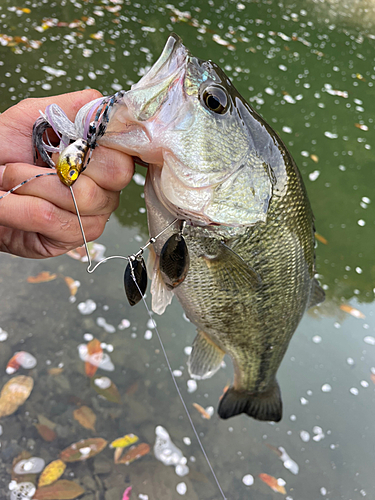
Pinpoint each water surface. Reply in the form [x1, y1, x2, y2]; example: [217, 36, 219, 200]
[0, 1, 374, 499]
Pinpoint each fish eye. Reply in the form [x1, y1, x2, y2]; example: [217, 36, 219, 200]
[201, 86, 228, 114]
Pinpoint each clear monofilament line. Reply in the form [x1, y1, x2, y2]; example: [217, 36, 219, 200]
[69, 185, 93, 271]
[131, 274, 227, 500]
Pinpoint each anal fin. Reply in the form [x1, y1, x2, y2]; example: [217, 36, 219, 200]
[187, 330, 225, 380]
[218, 380, 282, 422]
[308, 278, 325, 308]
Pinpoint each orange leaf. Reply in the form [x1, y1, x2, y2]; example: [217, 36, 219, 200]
[48, 367, 64, 376]
[85, 339, 102, 378]
[116, 443, 150, 465]
[35, 424, 57, 442]
[60, 438, 107, 462]
[64, 276, 79, 297]
[259, 473, 286, 494]
[193, 403, 211, 419]
[371, 373, 375, 385]
[340, 304, 365, 319]
[27, 271, 57, 283]
[315, 233, 328, 245]
[33, 480, 84, 499]
[355, 123, 369, 131]
[73, 406, 96, 431]
[0, 375, 34, 418]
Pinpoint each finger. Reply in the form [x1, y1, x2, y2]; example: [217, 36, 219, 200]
[0, 189, 108, 245]
[82, 145, 135, 192]
[0, 89, 102, 165]
[0, 163, 120, 216]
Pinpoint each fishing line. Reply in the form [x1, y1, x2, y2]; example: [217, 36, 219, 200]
[131, 267, 228, 500]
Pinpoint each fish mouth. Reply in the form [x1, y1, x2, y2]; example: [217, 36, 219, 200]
[130, 33, 189, 94]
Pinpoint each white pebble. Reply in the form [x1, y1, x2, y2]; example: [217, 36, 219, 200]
[133, 173, 146, 186]
[321, 384, 332, 393]
[176, 482, 187, 495]
[312, 335, 322, 344]
[290, 414, 296, 421]
[356, 267, 363, 274]
[282, 125, 292, 133]
[144, 330, 153, 340]
[183, 437, 191, 445]
[363, 336, 375, 345]
[347, 357, 355, 365]
[184, 346, 192, 355]
[320, 486, 327, 496]
[357, 219, 365, 226]
[78, 299, 97, 315]
[94, 377, 111, 389]
[0, 328, 8, 342]
[83, 333, 93, 341]
[96, 317, 116, 333]
[300, 397, 308, 405]
[360, 380, 369, 388]
[309, 170, 320, 181]
[147, 319, 155, 329]
[187, 380, 197, 393]
[173, 370, 183, 377]
[350, 387, 359, 395]
[138, 495, 148, 500]
[300, 430, 310, 442]
[118, 319, 130, 329]
[242, 474, 254, 486]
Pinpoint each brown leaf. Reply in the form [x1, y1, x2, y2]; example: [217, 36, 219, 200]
[85, 339, 102, 378]
[91, 376, 121, 403]
[340, 304, 365, 319]
[315, 233, 328, 245]
[35, 424, 57, 442]
[193, 403, 211, 419]
[27, 271, 57, 283]
[48, 367, 64, 376]
[73, 406, 96, 431]
[0, 375, 34, 418]
[64, 277, 78, 297]
[60, 438, 107, 462]
[259, 473, 286, 494]
[33, 480, 84, 499]
[116, 443, 150, 465]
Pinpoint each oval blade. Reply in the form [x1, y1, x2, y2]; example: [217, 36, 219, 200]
[159, 234, 190, 289]
[124, 258, 148, 306]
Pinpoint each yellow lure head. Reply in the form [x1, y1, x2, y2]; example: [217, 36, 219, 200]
[56, 138, 90, 187]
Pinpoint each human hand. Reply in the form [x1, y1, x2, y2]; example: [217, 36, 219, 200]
[0, 89, 134, 258]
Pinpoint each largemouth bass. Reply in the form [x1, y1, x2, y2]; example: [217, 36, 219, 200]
[99, 34, 325, 422]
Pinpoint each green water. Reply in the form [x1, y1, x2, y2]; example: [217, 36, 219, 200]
[0, 1, 374, 499]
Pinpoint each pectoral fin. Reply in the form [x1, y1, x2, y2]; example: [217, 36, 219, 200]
[218, 380, 282, 422]
[308, 278, 325, 308]
[148, 246, 174, 315]
[187, 330, 225, 380]
[204, 241, 261, 292]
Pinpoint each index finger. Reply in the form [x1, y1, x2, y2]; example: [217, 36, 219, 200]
[0, 89, 102, 166]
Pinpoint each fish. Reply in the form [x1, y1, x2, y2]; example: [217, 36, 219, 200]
[100, 33, 325, 422]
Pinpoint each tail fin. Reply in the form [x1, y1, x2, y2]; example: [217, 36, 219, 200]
[218, 381, 282, 422]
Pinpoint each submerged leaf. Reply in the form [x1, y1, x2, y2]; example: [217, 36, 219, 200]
[73, 406, 96, 431]
[110, 434, 138, 449]
[116, 443, 150, 465]
[84, 339, 103, 378]
[0, 375, 34, 418]
[35, 424, 57, 442]
[33, 480, 84, 499]
[340, 304, 365, 319]
[192, 403, 212, 419]
[60, 438, 108, 462]
[315, 233, 328, 245]
[91, 376, 121, 403]
[38, 460, 66, 487]
[259, 473, 286, 494]
[27, 271, 57, 283]
[64, 276, 79, 297]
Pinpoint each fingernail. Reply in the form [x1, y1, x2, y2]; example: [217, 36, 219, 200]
[0, 165, 6, 186]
